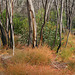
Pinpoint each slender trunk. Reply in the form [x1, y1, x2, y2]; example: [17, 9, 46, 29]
[60, 0, 64, 33]
[40, 0, 48, 44]
[6, 0, 10, 47]
[57, 0, 64, 53]
[65, 30, 70, 47]
[66, 0, 68, 28]
[10, 0, 15, 55]
[65, 17, 72, 47]
[47, 0, 55, 22]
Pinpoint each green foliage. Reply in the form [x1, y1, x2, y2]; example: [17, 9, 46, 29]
[50, 10, 57, 23]
[43, 22, 60, 46]
[13, 14, 29, 44]
[13, 14, 29, 34]
[0, 10, 6, 27]
[70, 47, 75, 51]
[35, 9, 60, 46]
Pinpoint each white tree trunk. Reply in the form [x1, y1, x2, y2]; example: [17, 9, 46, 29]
[27, 0, 37, 47]
[60, 0, 64, 33]
[10, 0, 15, 55]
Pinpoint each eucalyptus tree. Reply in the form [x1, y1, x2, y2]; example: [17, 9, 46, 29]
[6, 0, 10, 47]
[57, 0, 64, 53]
[27, 0, 37, 47]
[10, 0, 15, 55]
[6, 0, 15, 55]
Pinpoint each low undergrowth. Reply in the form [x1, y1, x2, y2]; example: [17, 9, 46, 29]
[0, 34, 75, 75]
[68, 61, 75, 71]
[9, 46, 52, 65]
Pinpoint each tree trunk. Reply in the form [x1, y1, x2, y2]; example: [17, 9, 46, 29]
[40, 0, 48, 44]
[6, 0, 10, 47]
[10, 0, 15, 55]
[57, 0, 64, 53]
[27, 0, 37, 47]
[66, 0, 68, 28]
[0, 20, 7, 46]
[0, 1, 7, 46]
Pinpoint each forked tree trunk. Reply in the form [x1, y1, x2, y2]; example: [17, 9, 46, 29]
[40, 0, 48, 44]
[57, 0, 64, 53]
[27, 0, 37, 47]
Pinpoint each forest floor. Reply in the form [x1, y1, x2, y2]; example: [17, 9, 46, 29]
[0, 34, 75, 75]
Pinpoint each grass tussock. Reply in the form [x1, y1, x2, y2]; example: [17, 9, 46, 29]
[10, 45, 52, 65]
[5, 46, 57, 75]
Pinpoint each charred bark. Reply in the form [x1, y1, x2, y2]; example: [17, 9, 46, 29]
[0, 20, 7, 46]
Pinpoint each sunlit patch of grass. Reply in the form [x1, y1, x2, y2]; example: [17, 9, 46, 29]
[58, 48, 73, 62]
[70, 47, 75, 51]
[56, 47, 74, 62]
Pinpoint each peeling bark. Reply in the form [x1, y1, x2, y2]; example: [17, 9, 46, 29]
[27, 0, 37, 47]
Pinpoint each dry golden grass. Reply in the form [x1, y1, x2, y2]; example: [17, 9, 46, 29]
[3, 45, 74, 75]
[10, 45, 54, 65]
[6, 63, 72, 75]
